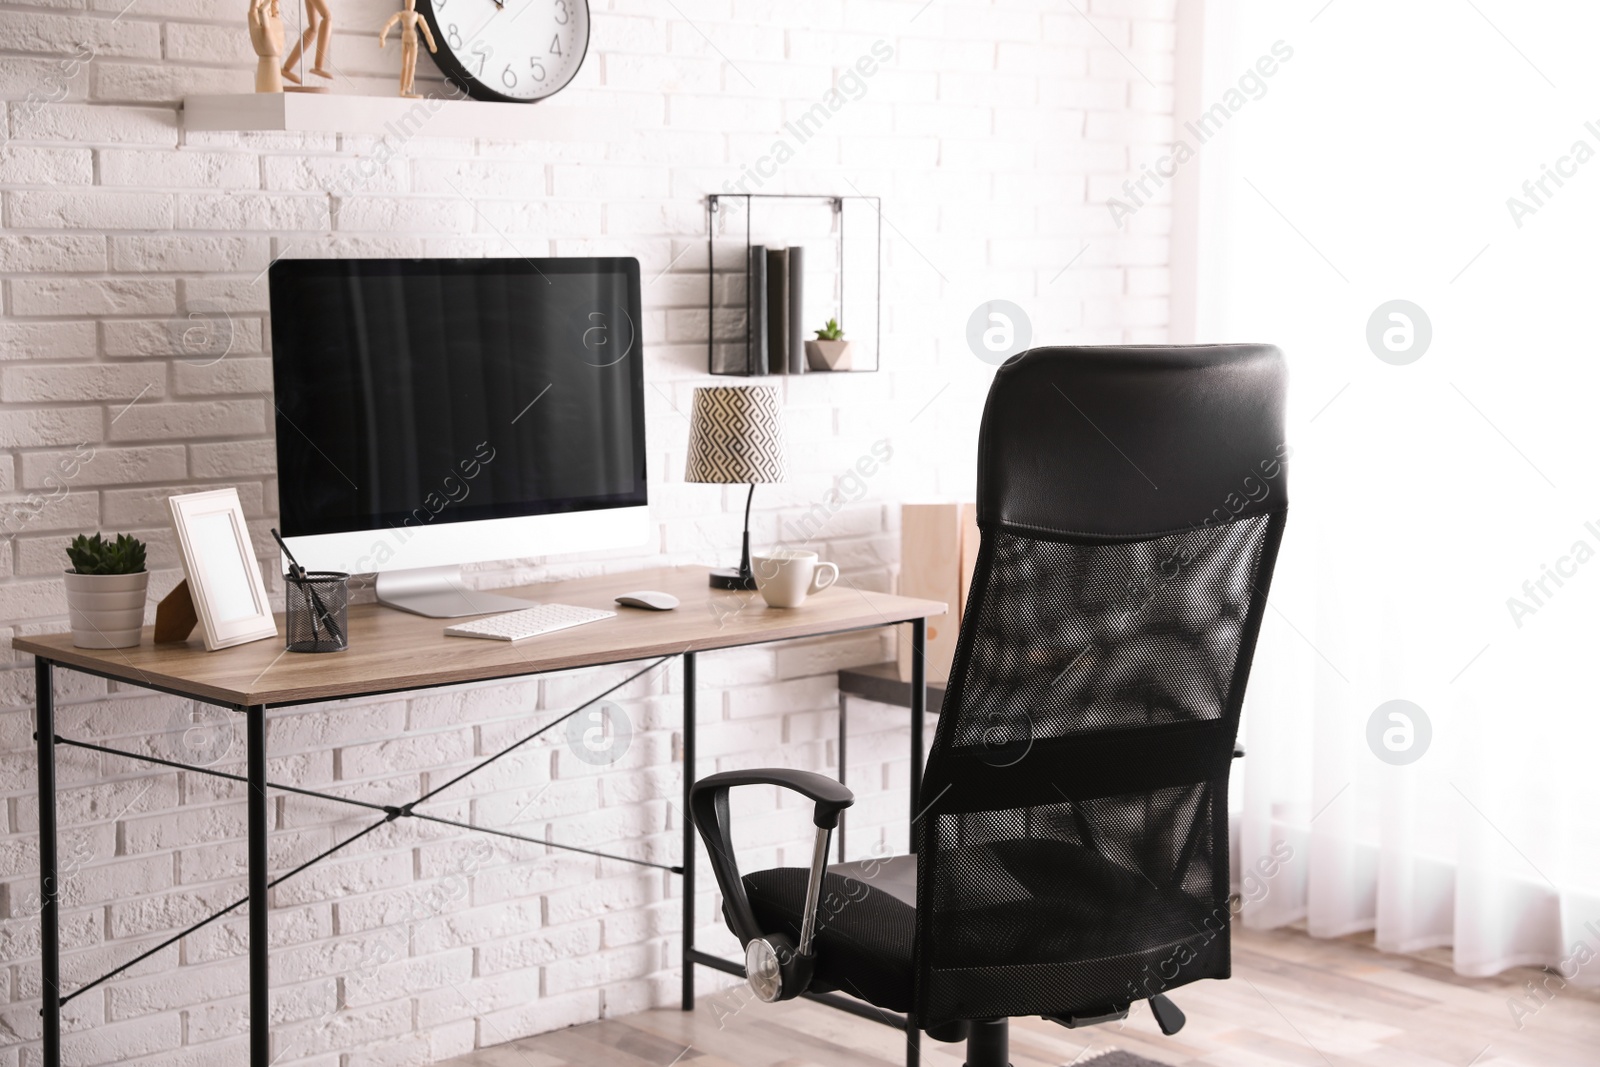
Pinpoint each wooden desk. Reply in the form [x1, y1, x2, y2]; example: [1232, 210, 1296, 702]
[15, 566, 944, 1067]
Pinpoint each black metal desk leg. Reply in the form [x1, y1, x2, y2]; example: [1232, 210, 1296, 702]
[681, 651, 696, 1011]
[909, 619, 926, 851]
[35, 659, 60, 1067]
[247, 705, 269, 1066]
[837, 692, 847, 862]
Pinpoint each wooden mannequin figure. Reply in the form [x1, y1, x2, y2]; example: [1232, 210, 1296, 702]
[379, 0, 437, 99]
[247, 0, 285, 93]
[281, 0, 333, 86]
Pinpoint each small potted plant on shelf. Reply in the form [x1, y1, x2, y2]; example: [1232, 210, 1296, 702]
[805, 317, 854, 371]
[63, 533, 149, 649]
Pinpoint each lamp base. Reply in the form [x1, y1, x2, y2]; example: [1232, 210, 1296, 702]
[709, 567, 758, 591]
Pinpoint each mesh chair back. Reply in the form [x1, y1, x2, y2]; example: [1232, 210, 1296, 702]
[913, 345, 1288, 1025]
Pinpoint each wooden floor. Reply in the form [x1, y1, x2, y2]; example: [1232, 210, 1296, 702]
[438, 925, 1599, 1067]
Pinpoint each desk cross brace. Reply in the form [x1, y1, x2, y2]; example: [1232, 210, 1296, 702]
[38, 655, 677, 1015]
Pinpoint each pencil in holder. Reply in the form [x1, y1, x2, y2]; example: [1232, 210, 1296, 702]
[285, 571, 349, 653]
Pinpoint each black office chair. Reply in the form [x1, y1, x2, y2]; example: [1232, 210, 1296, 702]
[692, 345, 1289, 1066]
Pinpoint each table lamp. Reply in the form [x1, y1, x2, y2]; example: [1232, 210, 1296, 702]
[686, 384, 787, 589]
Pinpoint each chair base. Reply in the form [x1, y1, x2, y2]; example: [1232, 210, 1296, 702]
[963, 1018, 1010, 1067]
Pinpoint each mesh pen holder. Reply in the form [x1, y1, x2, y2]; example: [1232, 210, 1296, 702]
[284, 571, 350, 653]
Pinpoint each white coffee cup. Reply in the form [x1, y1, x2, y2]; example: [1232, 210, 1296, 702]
[752, 549, 839, 608]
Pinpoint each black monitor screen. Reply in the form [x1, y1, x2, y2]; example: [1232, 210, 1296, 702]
[268, 257, 646, 538]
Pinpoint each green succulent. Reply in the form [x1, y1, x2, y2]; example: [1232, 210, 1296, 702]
[66, 533, 147, 575]
[814, 317, 845, 341]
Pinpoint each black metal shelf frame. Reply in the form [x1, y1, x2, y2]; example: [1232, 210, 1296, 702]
[30, 619, 929, 1067]
[705, 192, 883, 376]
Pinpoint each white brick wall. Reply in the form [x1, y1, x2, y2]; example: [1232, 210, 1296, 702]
[0, 0, 1178, 1062]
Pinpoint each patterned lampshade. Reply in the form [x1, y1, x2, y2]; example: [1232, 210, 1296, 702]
[685, 385, 787, 485]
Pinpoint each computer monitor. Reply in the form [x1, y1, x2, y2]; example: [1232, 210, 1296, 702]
[267, 256, 649, 617]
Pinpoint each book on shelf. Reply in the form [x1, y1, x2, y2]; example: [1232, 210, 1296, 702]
[719, 243, 809, 375]
[766, 248, 788, 374]
[747, 244, 768, 375]
[786, 246, 805, 374]
[752, 245, 808, 374]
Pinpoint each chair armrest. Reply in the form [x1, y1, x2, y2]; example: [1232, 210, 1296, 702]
[696, 768, 854, 828]
[689, 769, 854, 950]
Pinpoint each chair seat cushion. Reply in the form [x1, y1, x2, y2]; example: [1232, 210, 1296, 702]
[743, 855, 917, 1012]
[743, 842, 1212, 1017]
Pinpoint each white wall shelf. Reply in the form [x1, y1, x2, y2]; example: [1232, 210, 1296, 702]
[182, 92, 619, 142]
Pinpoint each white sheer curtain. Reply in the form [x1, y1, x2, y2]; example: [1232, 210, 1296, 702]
[1186, 0, 1600, 984]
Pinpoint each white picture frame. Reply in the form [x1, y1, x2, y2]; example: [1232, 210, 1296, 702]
[168, 488, 278, 652]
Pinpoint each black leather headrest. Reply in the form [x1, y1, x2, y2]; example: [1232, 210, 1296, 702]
[977, 345, 1288, 539]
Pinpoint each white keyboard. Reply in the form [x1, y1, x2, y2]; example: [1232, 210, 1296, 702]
[443, 603, 616, 642]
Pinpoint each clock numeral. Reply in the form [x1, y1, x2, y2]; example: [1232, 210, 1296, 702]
[549, 34, 562, 56]
[501, 63, 518, 88]
[553, 0, 569, 24]
[470, 40, 492, 75]
[530, 58, 546, 80]
[446, 22, 462, 48]
[433, 0, 446, 9]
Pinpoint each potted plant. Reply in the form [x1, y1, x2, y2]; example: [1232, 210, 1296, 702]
[805, 317, 854, 371]
[63, 533, 149, 649]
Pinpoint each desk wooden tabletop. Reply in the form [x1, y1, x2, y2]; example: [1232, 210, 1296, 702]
[14, 567, 946, 709]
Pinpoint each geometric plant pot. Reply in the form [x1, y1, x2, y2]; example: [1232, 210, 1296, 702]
[805, 339, 855, 371]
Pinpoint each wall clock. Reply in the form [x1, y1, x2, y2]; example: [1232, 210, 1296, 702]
[417, 0, 589, 103]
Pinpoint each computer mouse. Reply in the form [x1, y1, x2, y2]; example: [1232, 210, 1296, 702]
[615, 590, 680, 611]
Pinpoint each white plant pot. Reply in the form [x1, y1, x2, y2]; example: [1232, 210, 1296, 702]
[805, 339, 855, 371]
[63, 571, 149, 649]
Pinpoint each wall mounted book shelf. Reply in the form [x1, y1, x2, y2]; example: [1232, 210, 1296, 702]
[705, 193, 883, 375]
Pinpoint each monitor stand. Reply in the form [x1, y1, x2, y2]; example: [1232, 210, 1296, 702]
[373, 565, 539, 618]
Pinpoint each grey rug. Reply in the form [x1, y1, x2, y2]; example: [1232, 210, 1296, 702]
[1077, 1052, 1177, 1067]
